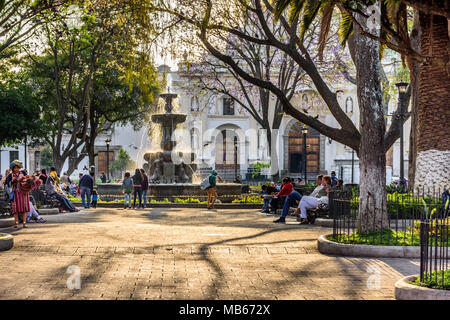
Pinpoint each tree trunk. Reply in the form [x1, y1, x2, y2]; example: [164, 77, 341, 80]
[351, 11, 388, 232]
[414, 13, 450, 192]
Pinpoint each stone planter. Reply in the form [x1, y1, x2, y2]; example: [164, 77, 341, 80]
[315, 218, 334, 228]
[317, 234, 421, 258]
[0, 217, 15, 228]
[0, 233, 13, 251]
[38, 208, 60, 215]
[395, 275, 450, 300]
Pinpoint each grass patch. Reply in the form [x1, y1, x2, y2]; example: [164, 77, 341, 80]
[328, 228, 421, 246]
[411, 270, 450, 290]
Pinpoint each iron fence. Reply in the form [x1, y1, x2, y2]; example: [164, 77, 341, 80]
[331, 187, 449, 246]
[419, 221, 450, 289]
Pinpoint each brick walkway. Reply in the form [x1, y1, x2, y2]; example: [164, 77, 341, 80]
[0, 208, 419, 299]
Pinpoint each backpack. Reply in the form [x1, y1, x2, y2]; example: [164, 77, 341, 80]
[200, 177, 211, 190]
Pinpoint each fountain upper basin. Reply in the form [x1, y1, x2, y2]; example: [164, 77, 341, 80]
[151, 113, 187, 124]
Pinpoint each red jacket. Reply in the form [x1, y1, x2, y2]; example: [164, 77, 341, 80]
[276, 182, 293, 197]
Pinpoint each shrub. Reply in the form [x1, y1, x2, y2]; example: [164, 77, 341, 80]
[232, 195, 264, 204]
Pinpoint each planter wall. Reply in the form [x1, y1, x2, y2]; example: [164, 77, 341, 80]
[0, 233, 13, 251]
[317, 234, 421, 258]
[395, 275, 450, 300]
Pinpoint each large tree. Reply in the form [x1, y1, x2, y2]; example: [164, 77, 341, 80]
[149, 0, 410, 231]
[272, 0, 450, 191]
[20, 1, 160, 175]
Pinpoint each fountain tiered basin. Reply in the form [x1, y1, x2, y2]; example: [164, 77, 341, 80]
[97, 92, 245, 202]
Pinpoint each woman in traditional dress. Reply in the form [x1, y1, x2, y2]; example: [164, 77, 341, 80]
[6, 160, 30, 228]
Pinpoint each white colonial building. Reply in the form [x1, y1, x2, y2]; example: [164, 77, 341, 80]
[1, 63, 410, 184]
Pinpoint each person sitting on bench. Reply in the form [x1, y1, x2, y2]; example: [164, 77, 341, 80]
[295, 175, 332, 224]
[269, 177, 293, 213]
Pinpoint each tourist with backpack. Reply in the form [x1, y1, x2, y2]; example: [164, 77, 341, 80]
[203, 170, 222, 210]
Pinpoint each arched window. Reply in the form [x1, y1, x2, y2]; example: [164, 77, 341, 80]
[190, 96, 199, 111]
[345, 97, 353, 113]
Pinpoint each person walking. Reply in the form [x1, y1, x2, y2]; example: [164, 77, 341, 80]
[132, 168, 144, 209]
[140, 169, 149, 208]
[206, 170, 222, 210]
[79, 172, 94, 209]
[122, 172, 133, 209]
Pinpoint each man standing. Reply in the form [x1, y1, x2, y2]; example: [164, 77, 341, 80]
[100, 172, 107, 184]
[140, 169, 149, 208]
[79, 172, 94, 209]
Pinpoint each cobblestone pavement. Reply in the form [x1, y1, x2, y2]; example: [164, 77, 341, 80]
[0, 208, 419, 300]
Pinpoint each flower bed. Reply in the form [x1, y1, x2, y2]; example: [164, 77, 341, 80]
[328, 229, 421, 246]
[410, 270, 450, 290]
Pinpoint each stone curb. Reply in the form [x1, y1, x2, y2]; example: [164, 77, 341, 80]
[0, 233, 13, 251]
[0, 218, 15, 228]
[317, 234, 420, 258]
[315, 218, 334, 228]
[395, 275, 450, 300]
[74, 203, 262, 209]
[38, 208, 60, 215]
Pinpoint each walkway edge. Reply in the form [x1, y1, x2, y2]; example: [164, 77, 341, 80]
[395, 275, 450, 300]
[0, 233, 13, 251]
[317, 234, 420, 258]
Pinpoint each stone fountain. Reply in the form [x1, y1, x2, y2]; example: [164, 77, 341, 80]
[97, 93, 243, 203]
[143, 93, 195, 183]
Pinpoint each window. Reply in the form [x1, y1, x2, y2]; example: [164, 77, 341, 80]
[190, 96, 199, 111]
[345, 97, 353, 113]
[223, 98, 235, 115]
[9, 150, 19, 164]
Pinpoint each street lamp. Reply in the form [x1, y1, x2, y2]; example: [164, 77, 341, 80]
[234, 136, 238, 180]
[301, 126, 308, 184]
[395, 81, 409, 187]
[105, 138, 111, 182]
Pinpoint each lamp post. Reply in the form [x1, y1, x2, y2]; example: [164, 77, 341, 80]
[301, 126, 308, 184]
[105, 138, 111, 182]
[351, 149, 355, 184]
[234, 136, 238, 179]
[396, 81, 408, 186]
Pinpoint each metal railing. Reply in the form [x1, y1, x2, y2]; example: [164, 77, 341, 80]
[331, 187, 449, 246]
[419, 220, 450, 289]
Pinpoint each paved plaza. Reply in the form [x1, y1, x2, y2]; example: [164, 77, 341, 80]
[0, 207, 419, 300]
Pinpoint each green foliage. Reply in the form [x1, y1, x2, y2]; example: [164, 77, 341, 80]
[232, 195, 264, 204]
[174, 197, 207, 204]
[109, 148, 136, 174]
[40, 144, 54, 169]
[251, 162, 271, 178]
[412, 270, 450, 290]
[0, 78, 46, 147]
[329, 228, 422, 246]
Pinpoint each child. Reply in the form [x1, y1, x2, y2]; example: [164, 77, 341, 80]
[91, 189, 98, 208]
[122, 172, 133, 209]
